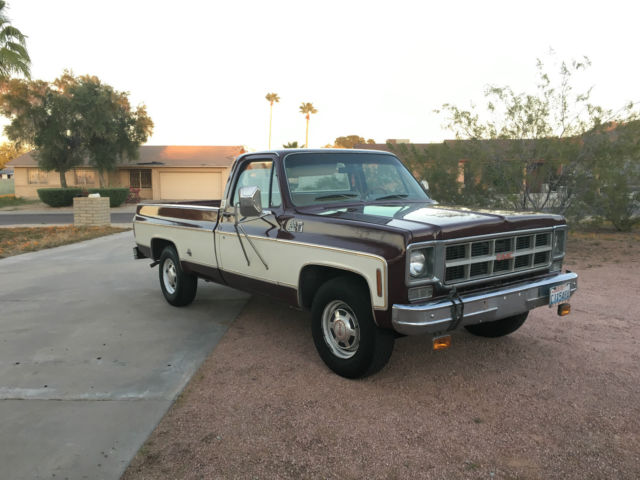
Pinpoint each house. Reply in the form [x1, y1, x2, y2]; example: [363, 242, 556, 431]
[0, 167, 13, 179]
[8, 145, 245, 200]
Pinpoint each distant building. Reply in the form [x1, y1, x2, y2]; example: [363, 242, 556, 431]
[0, 167, 13, 179]
[8, 145, 246, 200]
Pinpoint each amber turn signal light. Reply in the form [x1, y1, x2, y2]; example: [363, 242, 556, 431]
[433, 335, 452, 351]
[557, 303, 571, 316]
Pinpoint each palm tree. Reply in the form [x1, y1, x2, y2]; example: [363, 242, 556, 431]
[0, 1, 30, 81]
[299, 102, 317, 148]
[283, 141, 299, 149]
[265, 92, 279, 149]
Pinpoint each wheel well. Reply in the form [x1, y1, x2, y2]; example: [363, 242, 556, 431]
[299, 265, 370, 310]
[150, 238, 176, 260]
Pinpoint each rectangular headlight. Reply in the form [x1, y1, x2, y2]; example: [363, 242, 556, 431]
[552, 229, 566, 258]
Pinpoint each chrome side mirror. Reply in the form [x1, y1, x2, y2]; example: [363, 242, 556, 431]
[238, 186, 262, 217]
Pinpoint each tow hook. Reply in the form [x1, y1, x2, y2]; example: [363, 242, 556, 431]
[149, 260, 160, 268]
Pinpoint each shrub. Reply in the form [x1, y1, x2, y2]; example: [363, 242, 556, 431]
[87, 188, 129, 207]
[37, 188, 83, 207]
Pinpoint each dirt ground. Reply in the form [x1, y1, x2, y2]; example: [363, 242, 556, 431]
[123, 231, 640, 480]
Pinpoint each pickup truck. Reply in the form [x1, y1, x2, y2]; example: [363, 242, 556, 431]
[132, 149, 578, 378]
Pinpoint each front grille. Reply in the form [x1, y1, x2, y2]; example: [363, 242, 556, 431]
[446, 244, 466, 261]
[444, 230, 553, 285]
[445, 265, 466, 282]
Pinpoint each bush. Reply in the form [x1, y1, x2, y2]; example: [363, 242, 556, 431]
[37, 188, 83, 207]
[87, 188, 129, 207]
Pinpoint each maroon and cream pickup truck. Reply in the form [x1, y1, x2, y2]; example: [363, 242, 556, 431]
[132, 149, 578, 378]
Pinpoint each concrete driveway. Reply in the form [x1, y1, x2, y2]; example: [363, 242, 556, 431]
[0, 231, 249, 479]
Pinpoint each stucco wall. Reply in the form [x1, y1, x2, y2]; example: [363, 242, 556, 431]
[12, 168, 78, 199]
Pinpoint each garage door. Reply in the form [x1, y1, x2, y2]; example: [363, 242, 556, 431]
[159, 172, 222, 200]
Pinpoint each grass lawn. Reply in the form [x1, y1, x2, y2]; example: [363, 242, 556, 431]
[0, 226, 130, 259]
[0, 194, 40, 208]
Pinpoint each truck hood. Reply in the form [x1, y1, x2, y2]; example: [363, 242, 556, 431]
[309, 203, 565, 241]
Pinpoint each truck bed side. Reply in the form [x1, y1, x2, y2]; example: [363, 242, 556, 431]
[134, 203, 221, 270]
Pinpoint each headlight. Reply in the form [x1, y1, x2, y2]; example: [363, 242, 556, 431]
[409, 247, 434, 278]
[553, 229, 566, 258]
[410, 251, 426, 277]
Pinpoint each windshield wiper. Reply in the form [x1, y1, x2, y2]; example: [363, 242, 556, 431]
[374, 194, 408, 201]
[314, 193, 360, 201]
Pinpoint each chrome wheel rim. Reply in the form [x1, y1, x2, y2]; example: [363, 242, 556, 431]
[321, 300, 360, 359]
[162, 258, 178, 294]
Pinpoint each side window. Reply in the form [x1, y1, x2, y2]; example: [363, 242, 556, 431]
[270, 167, 281, 208]
[232, 160, 281, 209]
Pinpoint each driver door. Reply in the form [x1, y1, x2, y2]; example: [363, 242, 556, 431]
[216, 157, 284, 286]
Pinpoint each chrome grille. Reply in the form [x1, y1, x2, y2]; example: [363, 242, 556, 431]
[444, 230, 553, 284]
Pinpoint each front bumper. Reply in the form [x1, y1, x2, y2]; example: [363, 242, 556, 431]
[391, 271, 578, 335]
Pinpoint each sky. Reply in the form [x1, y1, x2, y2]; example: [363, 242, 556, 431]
[3, 0, 640, 150]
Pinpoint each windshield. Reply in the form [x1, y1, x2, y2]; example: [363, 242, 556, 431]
[284, 152, 430, 206]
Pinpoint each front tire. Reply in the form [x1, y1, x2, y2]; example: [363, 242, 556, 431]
[311, 277, 394, 378]
[158, 246, 198, 307]
[464, 312, 528, 337]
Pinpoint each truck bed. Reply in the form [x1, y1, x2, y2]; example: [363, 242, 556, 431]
[134, 201, 221, 269]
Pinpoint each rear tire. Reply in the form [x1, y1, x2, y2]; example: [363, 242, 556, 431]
[158, 246, 198, 307]
[311, 277, 394, 378]
[464, 312, 528, 338]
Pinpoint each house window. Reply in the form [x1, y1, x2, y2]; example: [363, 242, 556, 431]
[74, 169, 96, 185]
[130, 169, 152, 188]
[28, 168, 48, 184]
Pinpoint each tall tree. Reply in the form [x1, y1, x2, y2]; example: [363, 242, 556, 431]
[0, 71, 154, 188]
[0, 140, 27, 169]
[265, 92, 279, 150]
[72, 74, 153, 185]
[0, 1, 30, 81]
[299, 102, 317, 148]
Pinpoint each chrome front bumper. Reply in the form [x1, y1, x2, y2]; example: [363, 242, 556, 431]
[391, 272, 578, 335]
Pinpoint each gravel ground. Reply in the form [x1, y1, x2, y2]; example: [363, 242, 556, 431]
[123, 232, 640, 480]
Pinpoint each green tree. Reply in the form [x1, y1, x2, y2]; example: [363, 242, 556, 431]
[0, 1, 30, 81]
[299, 102, 317, 148]
[579, 121, 640, 230]
[0, 72, 153, 187]
[72, 74, 153, 185]
[0, 140, 27, 169]
[437, 54, 639, 226]
[265, 92, 279, 150]
[283, 141, 300, 148]
[334, 135, 365, 148]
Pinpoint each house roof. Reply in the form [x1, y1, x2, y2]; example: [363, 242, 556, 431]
[8, 145, 246, 168]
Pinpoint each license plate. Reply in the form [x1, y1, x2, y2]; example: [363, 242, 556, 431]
[549, 283, 571, 306]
